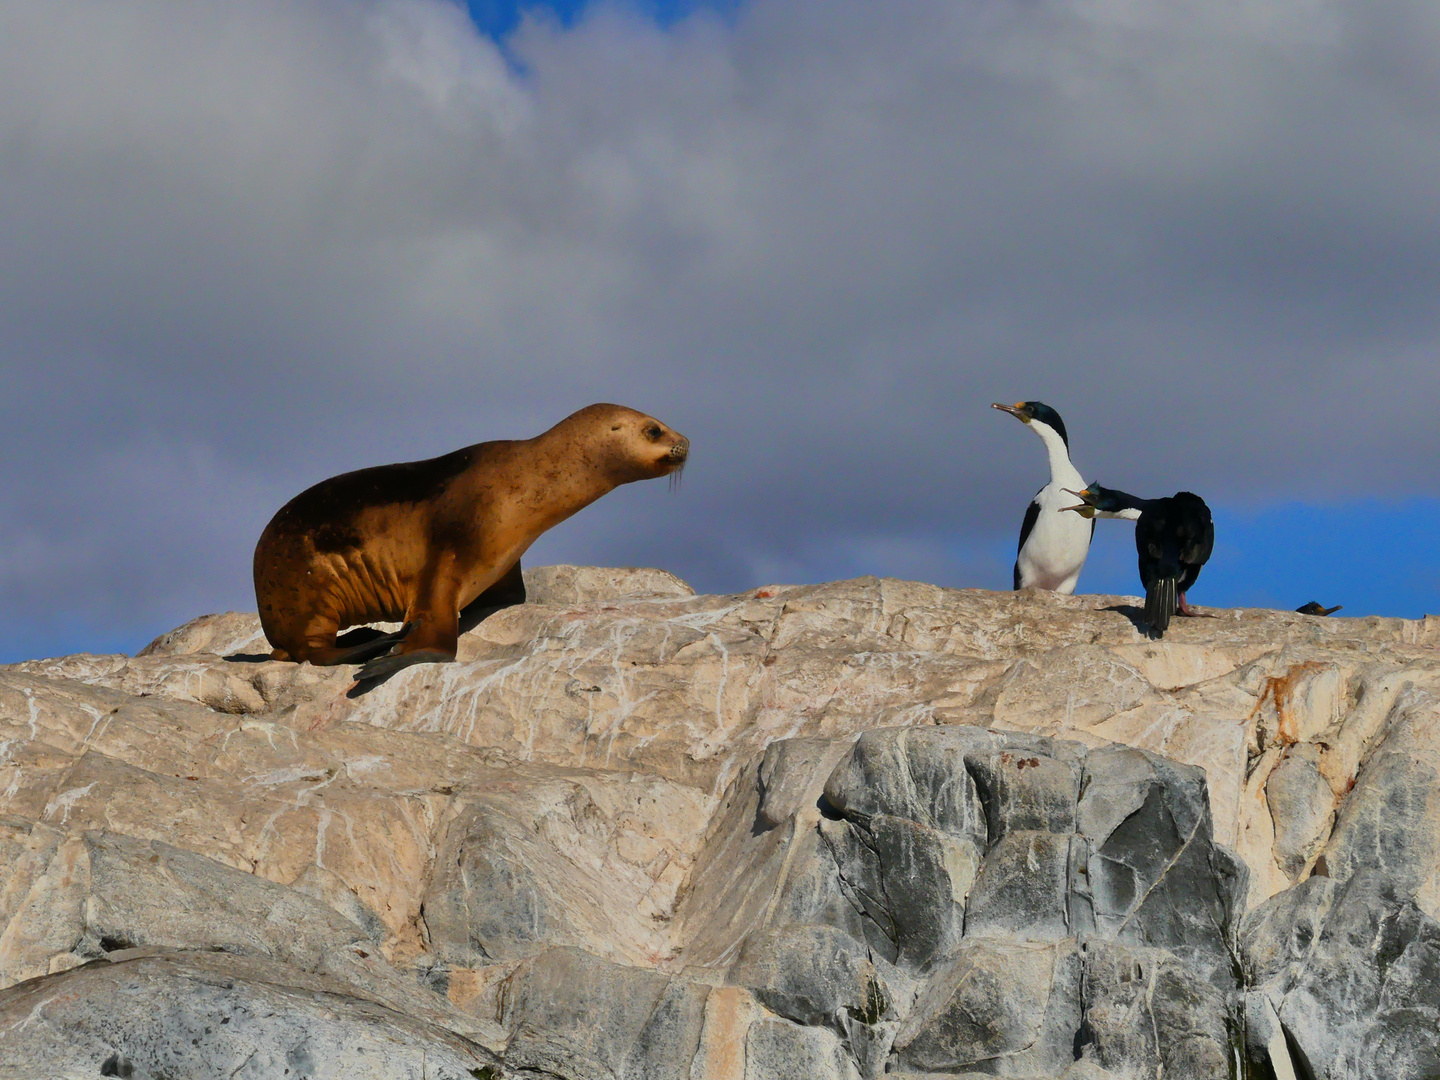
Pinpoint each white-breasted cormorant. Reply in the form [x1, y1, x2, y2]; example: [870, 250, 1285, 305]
[992, 401, 1093, 593]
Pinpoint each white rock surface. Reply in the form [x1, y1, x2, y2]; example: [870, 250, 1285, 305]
[2, 568, 1438, 1078]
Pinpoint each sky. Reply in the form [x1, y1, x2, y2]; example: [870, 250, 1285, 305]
[2, 0, 1439, 662]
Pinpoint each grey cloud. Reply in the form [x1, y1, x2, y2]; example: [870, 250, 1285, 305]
[2, 0, 1439, 654]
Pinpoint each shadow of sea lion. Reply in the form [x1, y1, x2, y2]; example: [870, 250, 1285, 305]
[223, 594, 520, 696]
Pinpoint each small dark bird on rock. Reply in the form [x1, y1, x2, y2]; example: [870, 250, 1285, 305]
[1296, 601, 1343, 616]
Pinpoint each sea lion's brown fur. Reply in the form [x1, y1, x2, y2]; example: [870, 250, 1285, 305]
[253, 403, 688, 681]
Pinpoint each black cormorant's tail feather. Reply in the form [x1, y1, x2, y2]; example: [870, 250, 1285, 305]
[1144, 576, 1177, 638]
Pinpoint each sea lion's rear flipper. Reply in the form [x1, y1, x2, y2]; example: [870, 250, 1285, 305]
[335, 626, 390, 649]
[330, 624, 414, 665]
[458, 559, 527, 636]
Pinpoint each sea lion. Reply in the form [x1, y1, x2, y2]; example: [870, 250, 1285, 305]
[253, 403, 689, 686]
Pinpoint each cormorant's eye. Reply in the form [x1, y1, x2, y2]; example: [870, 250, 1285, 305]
[645, 425, 663, 440]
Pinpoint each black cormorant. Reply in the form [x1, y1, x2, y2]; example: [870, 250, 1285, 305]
[1062, 484, 1214, 638]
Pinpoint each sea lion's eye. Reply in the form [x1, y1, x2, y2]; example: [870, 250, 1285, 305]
[645, 425, 662, 439]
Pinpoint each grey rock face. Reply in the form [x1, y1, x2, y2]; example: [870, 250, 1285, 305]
[0, 827, 501, 1050]
[894, 939, 1082, 1075]
[797, 729, 1248, 1078]
[823, 727, 995, 842]
[501, 947, 710, 1080]
[1265, 746, 1335, 880]
[1319, 685, 1440, 907]
[964, 831, 1076, 943]
[1078, 748, 1247, 983]
[0, 952, 499, 1080]
[728, 924, 905, 1034]
[1241, 872, 1440, 1080]
[820, 810, 975, 972]
[425, 801, 553, 964]
[745, 1016, 863, 1080]
[427, 721, 1255, 1079]
[1081, 943, 1236, 1079]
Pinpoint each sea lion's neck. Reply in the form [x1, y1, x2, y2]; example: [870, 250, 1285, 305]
[503, 425, 628, 534]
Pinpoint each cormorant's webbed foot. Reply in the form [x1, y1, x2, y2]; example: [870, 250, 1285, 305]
[1175, 594, 1215, 618]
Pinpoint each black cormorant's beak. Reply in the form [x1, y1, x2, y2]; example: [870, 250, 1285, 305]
[1059, 487, 1095, 515]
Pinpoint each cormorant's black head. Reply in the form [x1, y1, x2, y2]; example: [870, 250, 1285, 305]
[1059, 483, 1145, 517]
[1060, 484, 1113, 517]
[990, 400, 1069, 450]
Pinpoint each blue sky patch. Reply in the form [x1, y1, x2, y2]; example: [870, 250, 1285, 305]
[465, 0, 738, 39]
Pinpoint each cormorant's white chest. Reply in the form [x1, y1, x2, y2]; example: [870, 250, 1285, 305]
[1015, 474, 1092, 593]
[1010, 421, 1090, 594]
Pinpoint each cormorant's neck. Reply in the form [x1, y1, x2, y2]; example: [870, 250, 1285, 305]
[1097, 488, 1149, 520]
[1033, 423, 1083, 486]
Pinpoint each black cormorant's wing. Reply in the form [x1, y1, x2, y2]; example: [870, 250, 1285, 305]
[1179, 513, 1214, 567]
[1013, 496, 1042, 590]
[1177, 500, 1214, 592]
[1135, 512, 1166, 572]
[1016, 495, 1042, 554]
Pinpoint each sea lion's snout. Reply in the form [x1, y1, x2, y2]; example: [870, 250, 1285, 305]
[668, 438, 689, 464]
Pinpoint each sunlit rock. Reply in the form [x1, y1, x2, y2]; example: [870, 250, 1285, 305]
[3, 569, 1439, 1078]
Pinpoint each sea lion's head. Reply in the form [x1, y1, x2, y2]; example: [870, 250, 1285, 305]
[566, 403, 690, 483]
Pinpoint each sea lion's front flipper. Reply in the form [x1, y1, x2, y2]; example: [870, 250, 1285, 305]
[348, 561, 524, 696]
[458, 559, 526, 636]
[345, 555, 462, 695]
[347, 647, 451, 697]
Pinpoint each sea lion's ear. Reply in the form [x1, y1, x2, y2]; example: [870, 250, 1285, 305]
[611, 423, 622, 431]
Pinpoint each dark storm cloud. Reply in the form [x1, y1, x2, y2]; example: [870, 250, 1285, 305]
[3, 0, 1439, 654]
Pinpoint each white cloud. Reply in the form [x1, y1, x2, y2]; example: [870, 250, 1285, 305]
[3, 0, 1439, 647]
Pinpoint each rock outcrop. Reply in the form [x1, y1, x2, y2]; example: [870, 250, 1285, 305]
[2, 568, 1438, 1078]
